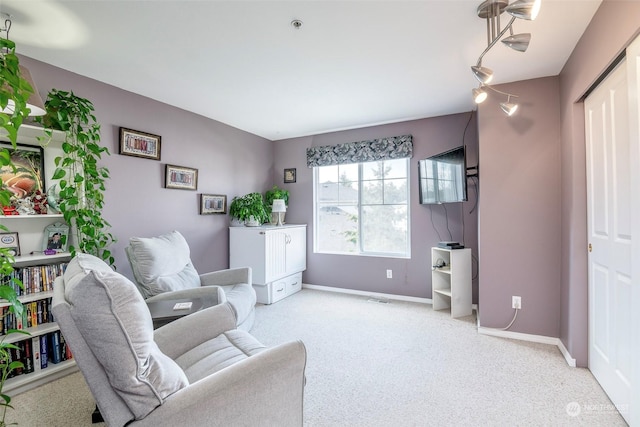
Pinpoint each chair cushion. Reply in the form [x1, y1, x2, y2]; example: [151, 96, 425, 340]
[127, 230, 201, 298]
[174, 330, 266, 383]
[64, 253, 189, 420]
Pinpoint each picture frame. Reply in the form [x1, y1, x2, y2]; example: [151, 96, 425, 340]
[42, 222, 70, 253]
[165, 164, 198, 190]
[0, 232, 20, 256]
[0, 142, 45, 200]
[119, 127, 161, 160]
[284, 168, 296, 184]
[200, 194, 227, 215]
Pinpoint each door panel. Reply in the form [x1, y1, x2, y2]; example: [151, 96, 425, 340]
[585, 60, 632, 424]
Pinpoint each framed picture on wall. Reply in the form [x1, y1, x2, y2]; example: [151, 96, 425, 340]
[200, 194, 227, 214]
[0, 142, 45, 200]
[284, 168, 296, 183]
[119, 127, 161, 160]
[165, 164, 198, 190]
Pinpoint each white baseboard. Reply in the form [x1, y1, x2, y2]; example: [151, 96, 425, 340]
[477, 326, 577, 367]
[302, 283, 432, 304]
[301, 284, 575, 366]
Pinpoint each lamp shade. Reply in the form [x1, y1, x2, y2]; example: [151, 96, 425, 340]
[472, 87, 487, 104]
[500, 101, 519, 116]
[272, 199, 287, 213]
[501, 33, 531, 52]
[471, 65, 494, 84]
[1, 65, 46, 117]
[505, 0, 541, 21]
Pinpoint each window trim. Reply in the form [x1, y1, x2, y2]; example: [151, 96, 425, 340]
[313, 159, 411, 259]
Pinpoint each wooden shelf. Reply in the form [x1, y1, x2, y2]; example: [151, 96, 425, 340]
[4, 359, 76, 394]
[434, 288, 452, 297]
[3, 322, 60, 343]
[0, 124, 65, 145]
[0, 290, 54, 308]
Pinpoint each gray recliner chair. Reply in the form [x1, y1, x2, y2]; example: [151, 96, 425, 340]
[52, 253, 306, 427]
[125, 230, 256, 331]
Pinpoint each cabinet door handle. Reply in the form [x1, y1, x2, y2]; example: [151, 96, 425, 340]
[259, 231, 265, 235]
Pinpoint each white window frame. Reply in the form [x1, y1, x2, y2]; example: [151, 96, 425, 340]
[313, 158, 411, 259]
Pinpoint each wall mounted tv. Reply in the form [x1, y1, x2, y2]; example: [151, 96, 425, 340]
[418, 146, 468, 204]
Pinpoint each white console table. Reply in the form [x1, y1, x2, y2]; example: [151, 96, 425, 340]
[229, 224, 307, 304]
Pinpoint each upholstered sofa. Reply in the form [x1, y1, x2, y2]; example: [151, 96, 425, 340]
[52, 253, 307, 427]
[125, 230, 257, 331]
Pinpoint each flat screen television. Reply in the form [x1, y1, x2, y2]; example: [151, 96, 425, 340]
[418, 146, 468, 204]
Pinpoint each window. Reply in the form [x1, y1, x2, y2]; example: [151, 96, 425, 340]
[314, 158, 410, 257]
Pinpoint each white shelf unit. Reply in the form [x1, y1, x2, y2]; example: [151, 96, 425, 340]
[230, 224, 307, 304]
[431, 247, 472, 318]
[0, 126, 77, 395]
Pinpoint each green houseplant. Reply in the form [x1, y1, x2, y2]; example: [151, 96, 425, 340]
[0, 37, 37, 425]
[229, 192, 269, 226]
[264, 185, 289, 225]
[36, 89, 116, 267]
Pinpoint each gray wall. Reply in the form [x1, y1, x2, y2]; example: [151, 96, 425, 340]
[20, 56, 273, 280]
[558, 0, 640, 367]
[477, 76, 562, 338]
[273, 113, 479, 300]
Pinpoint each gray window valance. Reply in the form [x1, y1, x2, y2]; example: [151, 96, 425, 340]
[306, 134, 413, 168]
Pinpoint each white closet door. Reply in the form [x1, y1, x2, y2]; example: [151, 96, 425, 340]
[585, 35, 640, 424]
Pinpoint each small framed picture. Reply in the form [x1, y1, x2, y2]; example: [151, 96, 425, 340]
[0, 232, 20, 256]
[119, 127, 161, 160]
[165, 164, 198, 190]
[200, 194, 227, 215]
[284, 168, 296, 183]
[42, 222, 69, 252]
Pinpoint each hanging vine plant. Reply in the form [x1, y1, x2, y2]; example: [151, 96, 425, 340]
[0, 36, 36, 424]
[36, 89, 116, 267]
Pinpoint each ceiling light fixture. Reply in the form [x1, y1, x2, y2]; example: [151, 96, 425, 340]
[470, 0, 540, 116]
[472, 87, 488, 104]
[500, 96, 519, 116]
[0, 13, 46, 117]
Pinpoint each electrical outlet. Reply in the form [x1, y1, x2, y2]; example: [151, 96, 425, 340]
[386, 269, 392, 279]
[512, 296, 522, 310]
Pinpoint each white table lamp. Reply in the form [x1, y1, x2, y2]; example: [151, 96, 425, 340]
[272, 199, 287, 226]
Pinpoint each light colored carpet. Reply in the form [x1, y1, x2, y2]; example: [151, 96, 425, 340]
[6, 289, 626, 426]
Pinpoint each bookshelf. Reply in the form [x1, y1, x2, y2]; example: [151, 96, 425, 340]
[0, 125, 77, 395]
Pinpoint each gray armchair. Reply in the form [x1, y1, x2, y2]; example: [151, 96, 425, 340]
[125, 230, 256, 330]
[52, 253, 306, 427]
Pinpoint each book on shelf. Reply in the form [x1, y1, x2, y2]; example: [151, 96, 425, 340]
[49, 331, 61, 364]
[32, 336, 41, 373]
[2, 262, 68, 296]
[39, 334, 48, 370]
[22, 339, 34, 374]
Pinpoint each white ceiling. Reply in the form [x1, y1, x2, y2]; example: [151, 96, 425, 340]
[4, 0, 601, 141]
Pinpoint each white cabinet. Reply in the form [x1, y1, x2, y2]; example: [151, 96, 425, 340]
[431, 247, 472, 318]
[230, 224, 306, 304]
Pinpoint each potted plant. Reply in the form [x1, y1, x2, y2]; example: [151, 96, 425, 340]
[264, 185, 289, 224]
[229, 192, 269, 226]
[36, 89, 116, 267]
[0, 36, 37, 425]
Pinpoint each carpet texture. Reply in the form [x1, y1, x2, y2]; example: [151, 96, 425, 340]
[6, 289, 625, 426]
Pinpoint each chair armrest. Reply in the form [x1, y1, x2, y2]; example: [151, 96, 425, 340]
[133, 340, 307, 427]
[144, 286, 225, 305]
[153, 303, 237, 360]
[200, 267, 252, 287]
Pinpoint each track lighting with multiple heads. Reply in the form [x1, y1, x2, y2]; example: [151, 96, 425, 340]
[470, 0, 541, 116]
